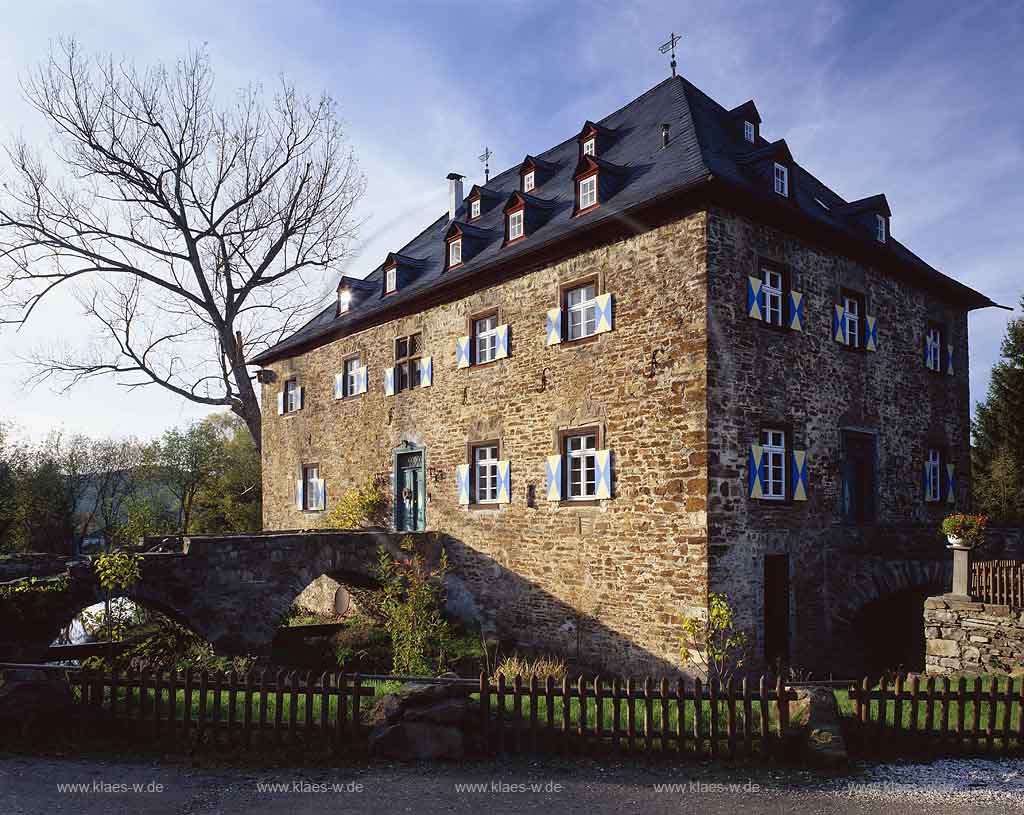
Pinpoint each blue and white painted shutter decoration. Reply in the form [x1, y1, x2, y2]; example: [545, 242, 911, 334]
[922, 461, 932, 502]
[456, 464, 470, 506]
[747, 276, 764, 321]
[495, 324, 510, 359]
[791, 450, 809, 501]
[497, 460, 511, 504]
[295, 478, 304, 509]
[334, 373, 344, 399]
[946, 345, 955, 376]
[297, 386, 304, 410]
[277, 391, 285, 415]
[546, 308, 562, 346]
[594, 294, 613, 334]
[748, 444, 765, 499]
[832, 304, 847, 344]
[419, 356, 433, 387]
[946, 463, 956, 505]
[456, 336, 471, 369]
[384, 367, 395, 396]
[788, 290, 805, 332]
[356, 366, 368, 395]
[313, 479, 326, 511]
[594, 450, 612, 500]
[545, 455, 562, 501]
[865, 316, 879, 352]
[923, 335, 932, 369]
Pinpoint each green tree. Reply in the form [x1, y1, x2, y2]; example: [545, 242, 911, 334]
[191, 413, 262, 534]
[148, 419, 225, 534]
[973, 297, 1024, 520]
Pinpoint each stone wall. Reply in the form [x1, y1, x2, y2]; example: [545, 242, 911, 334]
[924, 596, 1024, 674]
[261, 213, 710, 675]
[704, 207, 972, 673]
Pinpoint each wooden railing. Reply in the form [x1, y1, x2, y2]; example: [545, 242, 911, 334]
[847, 675, 1024, 757]
[971, 559, 1024, 607]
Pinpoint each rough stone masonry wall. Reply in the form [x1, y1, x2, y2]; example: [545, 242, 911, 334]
[261, 214, 710, 675]
[924, 597, 1024, 674]
[704, 207, 972, 675]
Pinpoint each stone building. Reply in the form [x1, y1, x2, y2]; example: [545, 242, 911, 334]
[252, 76, 1000, 676]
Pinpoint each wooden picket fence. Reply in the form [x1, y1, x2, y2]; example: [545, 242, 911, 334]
[971, 559, 1024, 608]
[846, 674, 1024, 757]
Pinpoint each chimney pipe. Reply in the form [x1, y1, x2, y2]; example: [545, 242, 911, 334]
[447, 172, 465, 222]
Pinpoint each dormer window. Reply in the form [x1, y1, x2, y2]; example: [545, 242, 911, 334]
[449, 238, 463, 268]
[385, 266, 397, 294]
[875, 214, 887, 243]
[508, 210, 524, 242]
[773, 163, 789, 197]
[523, 171, 535, 193]
[578, 174, 598, 211]
[338, 288, 351, 314]
[744, 120, 755, 143]
[470, 199, 480, 219]
[583, 138, 596, 156]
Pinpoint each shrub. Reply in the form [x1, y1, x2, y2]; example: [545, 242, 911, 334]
[679, 593, 749, 684]
[495, 653, 568, 683]
[942, 513, 988, 546]
[321, 478, 387, 529]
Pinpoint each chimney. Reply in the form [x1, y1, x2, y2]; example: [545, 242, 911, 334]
[447, 172, 465, 222]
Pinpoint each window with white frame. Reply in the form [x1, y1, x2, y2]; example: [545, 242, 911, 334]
[523, 171, 535, 193]
[583, 137, 596, 156]
[761, 428, 786, 501]
[394, 333, 422, 392]
[449, 239, 462, 267]
[564, 431, 597, 500]
[285, 379, 301, 413]
[342, 356, 360, 398]
[875, 214, 886, 243]
[762, 266, 784, 327]
[338, 288, 351, 314]
[470, 199, 480, 219]
[508, 210, 524, 241]
[473, 313, 499, 364]
[385, 266, 397, 294]
[843, 294, 861, 349]
[578, 175, 598, 210]
[566, 282, 598, 340]
[744, 120, 755, 143]
[773, 163, 789, 197]
[926, 325, 942, 371]
[472, 443, 499, 504]
[302, 463, 319, 511]
[926, 448, 941, 502]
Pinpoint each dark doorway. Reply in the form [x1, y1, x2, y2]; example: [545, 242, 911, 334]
[764, 555, 790, 667]
[841, 431, 877, 524]
[853, 585, 938, 676]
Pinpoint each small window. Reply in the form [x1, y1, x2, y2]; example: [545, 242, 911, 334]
[449, 239, 462, 268]
[385, 266, 397, 294]
[565, 282, 598, 341]
[302, 463, 319, 511]
[875, 214, 887, 243]
[926, 325, 943, 372]
[284, 379, 300, 413]
[925, 448, 942, 502]
[578, 175, 598, 211]
[508, 210, 524, 242]
[472, 443, 500, 504]
[470, 199, 480, 219]
[842, 291, 865, 350]
[338, 288, 351, 314]
[744, 120, 755, 143]
[523, 171, 535, 193]
[583, 138, 596, 156]
[394, 333, 422, 393]
[760, 428, 786, 501]
[564, 431, 597, 500]
[762, 266, 784, 327]
[473, 314, 499, 364]
[342, 356, 360, 398]
[773, 163, 789, 197]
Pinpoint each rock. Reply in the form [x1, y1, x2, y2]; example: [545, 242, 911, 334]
[368, 721, 464, 760]
[0, 669, 76, 740]
[787, 686, 848, 768]
[365, 682, 474, 760]
[404, 698, 467, 725]
[926, 638, 960, 658]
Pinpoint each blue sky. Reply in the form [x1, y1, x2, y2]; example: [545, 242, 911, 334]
[0, 0, 1020, 440]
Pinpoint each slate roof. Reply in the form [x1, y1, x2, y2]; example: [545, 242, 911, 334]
[252, 75, 1000, 365]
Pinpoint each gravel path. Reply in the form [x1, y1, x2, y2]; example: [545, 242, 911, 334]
[2, 754, 1022, 814]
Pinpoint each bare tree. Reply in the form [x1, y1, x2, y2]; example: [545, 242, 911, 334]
[0, 40, 365, 450]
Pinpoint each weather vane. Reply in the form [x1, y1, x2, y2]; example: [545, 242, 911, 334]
[478, 146, 493, 182]
[659, 32, 682, 77]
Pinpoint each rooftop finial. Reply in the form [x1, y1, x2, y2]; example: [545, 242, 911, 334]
[659, 32, 681, 78]
[478, 146, 493, 182]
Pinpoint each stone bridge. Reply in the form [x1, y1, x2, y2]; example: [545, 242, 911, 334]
[0, 531, 445, 662]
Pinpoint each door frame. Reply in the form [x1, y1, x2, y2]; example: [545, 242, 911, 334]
[392, 442, 427, 531]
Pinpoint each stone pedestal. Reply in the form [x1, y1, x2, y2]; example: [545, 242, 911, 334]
[944, 543, 971, 601]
